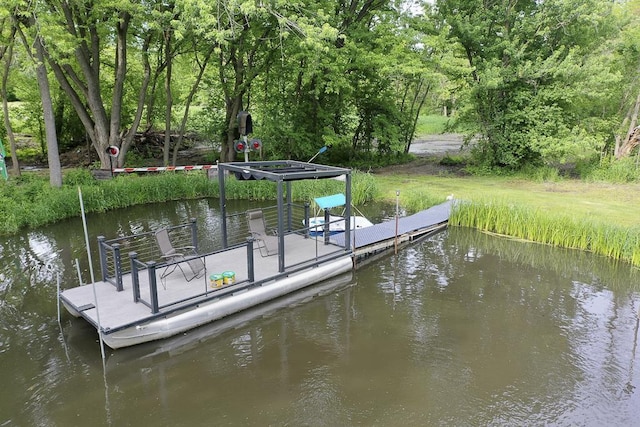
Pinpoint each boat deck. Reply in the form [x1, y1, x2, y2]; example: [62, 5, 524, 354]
[60, 233, 345, 333]
[60, 201, 451, 344]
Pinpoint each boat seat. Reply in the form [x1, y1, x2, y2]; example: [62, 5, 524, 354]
[247, 209, 278, 257]
[154, 228, 206, 287]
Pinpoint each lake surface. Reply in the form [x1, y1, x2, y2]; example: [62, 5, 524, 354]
[1, 199, 639, 426]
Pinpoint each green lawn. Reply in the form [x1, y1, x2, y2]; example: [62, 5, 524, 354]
[374, 173, 640, 228]
[414, 114, 454, 136]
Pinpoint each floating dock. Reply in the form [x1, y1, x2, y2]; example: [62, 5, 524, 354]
[332, 201, 451, 258]
[60, 160, 450, 349]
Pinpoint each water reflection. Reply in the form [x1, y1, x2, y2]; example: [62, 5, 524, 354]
[1, 203, 639, 426]
[369, 229, 640, 425]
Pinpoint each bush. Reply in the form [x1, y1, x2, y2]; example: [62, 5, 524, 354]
[578, 155, 640, 183]
[63, 169, 96, 186]
[516, 164, 562, 183]
[439, 154, 466, 167]
[336, 151, 415, 170]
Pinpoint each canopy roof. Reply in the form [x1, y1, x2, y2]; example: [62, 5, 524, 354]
[220, 160, 349, 182]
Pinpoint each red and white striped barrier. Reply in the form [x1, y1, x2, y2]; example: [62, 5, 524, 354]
[112, 165, 217, 173]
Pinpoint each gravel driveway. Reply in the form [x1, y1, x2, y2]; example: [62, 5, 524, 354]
[409, 133, 465, 156]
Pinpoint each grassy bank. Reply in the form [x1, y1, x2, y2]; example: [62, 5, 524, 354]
[2, 167, 639, 267]
[374, 173, 640, 267]
[0, 169, 377, 235]
[374, 173, 640, 227]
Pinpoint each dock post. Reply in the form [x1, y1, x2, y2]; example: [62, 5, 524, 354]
[130, 252, 140, 303]
[147, 261, 160, 314]
[286, 181, 293, 232]
[113, 243, 123, 291]
[395, 190, 400, 255]
[277, 180, 285, 273]
[344, 172, 352, 252]
[189, 218, 198, 250]
[97, 236, 107, 282]
[219, 166, 228, 248]
[246, 238, 255, 283]
[304, 202, 310, 239]
[323, 208, 330, 245]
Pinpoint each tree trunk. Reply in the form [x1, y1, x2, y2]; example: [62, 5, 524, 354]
[163, 28, 173, 166]
[108, 12, 130, 168]
[616, 89, 640, 159]
[220, 43, 245, 163]
[118, 35, 152, 168]
[223, 94, 243, 162]
[34, 36, 62, 187]
[0, 27, 20, 176]
[172, 46, 214, 166]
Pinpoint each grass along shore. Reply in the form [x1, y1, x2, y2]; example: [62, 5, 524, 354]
[0, 169, 378, 235]
[1, 167, 639, 268]
[374, 173, 640, 267]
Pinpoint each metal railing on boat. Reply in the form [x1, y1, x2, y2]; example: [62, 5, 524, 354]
[97, 219, 198, 291]
[92, 206, 352, 316]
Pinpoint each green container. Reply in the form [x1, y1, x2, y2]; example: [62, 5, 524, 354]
[222, 271, 236, 285]
[209, 274, 223, 288]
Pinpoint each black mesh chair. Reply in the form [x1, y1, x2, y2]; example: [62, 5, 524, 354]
[154, 228, 205, 287]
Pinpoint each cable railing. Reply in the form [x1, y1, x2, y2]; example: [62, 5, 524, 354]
[97, 219, 198, 290]
[94, 206, 351, 315]
[128, 241, 255, 314]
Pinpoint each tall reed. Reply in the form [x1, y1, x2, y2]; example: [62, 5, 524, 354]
[401, 190, 446, 213]
[0, 169, 378, 235]
[450, 199, 640, 267]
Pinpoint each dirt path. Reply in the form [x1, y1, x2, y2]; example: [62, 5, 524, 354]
[374, 133, 468, 176]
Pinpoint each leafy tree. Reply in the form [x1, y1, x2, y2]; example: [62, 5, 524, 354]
[435, 0, 619, 169]
[390, 5, 466, 154]
[255, 0, 437, 163]
[179, 0, 343, 162]
[8, 0, 162, 169]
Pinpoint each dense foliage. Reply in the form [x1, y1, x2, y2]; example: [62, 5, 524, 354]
[1, 0, 639, 177]
[435, 0, 628, 169]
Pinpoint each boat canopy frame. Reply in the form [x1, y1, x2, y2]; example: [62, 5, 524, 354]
[218, 160, 353, 273]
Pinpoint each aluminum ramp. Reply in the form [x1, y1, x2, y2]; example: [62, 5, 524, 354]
[330, 201, 451, 249]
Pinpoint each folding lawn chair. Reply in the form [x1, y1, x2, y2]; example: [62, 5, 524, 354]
[247, 209, 278, 257]
[154, 227, 206, 287]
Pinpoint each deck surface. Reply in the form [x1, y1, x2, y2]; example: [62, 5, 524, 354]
[61, 233, 345, 332]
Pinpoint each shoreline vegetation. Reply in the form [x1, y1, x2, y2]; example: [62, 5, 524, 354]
[375, 172, 640, 268]
[1, 165, 639, 268]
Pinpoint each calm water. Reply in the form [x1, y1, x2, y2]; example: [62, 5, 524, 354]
[1, 199, 639, 426]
